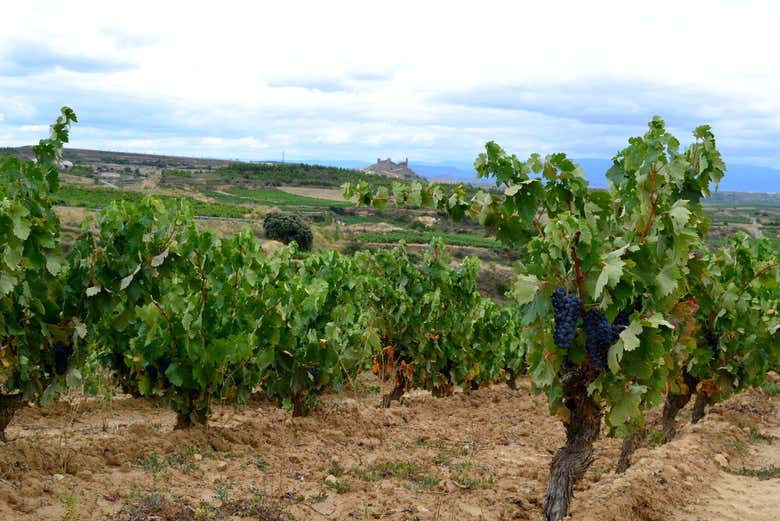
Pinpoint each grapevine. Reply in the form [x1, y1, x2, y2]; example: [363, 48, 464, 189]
[344, 117, 724, 521]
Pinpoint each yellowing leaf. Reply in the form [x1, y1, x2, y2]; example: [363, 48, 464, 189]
[151, 248, 169, 267]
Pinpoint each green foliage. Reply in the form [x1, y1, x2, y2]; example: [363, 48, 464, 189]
[361, 240, 523, 395]
[217, 162, 395, 189]
[263, 212, 313, 251]
[0, 107, 78, 403]
[349, 230, 505, 250]
[54, 185, 248, 218]
[64, 197, 294, 423]
[261, 249, 379, 415]
[685, 234, 779, 400]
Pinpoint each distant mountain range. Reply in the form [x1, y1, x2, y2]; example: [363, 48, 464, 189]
[312, 158, 779, 193]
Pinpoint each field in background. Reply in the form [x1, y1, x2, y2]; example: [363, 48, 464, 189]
[6, 146, 775, 298]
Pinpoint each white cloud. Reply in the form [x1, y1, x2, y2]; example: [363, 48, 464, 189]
[0, 0, 779, 178]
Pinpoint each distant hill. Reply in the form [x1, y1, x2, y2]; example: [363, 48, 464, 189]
[576, 158, 780, 193]
[404, 158, 780, 194]
[2, 146, 235, 169]
[363, 158, 425, 181]
[3, 146, 776, 194]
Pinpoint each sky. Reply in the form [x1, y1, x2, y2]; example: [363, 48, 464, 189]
[1, 0, 779, 188]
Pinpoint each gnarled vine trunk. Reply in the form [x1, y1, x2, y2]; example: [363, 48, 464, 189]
[615, 427, 647, 474]
[691, 392, 713, 423]
[542, 370, 602, 521]
[0, 394, 24, 442]
[175, 411, 193, 430]
[614, 389, 694, 473]
[382, 371, 408, 408]
[662, 391, 693, 441]
[292, 395, 308, 418]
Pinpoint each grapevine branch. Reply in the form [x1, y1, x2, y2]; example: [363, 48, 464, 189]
[151, 299, 177, 350]
[571, 231, 586, 307]
[741, 262, 780, 291]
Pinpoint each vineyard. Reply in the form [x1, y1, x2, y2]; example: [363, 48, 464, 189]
[1, 109, 778, 520]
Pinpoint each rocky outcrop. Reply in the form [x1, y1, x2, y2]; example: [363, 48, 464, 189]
[363, 158, 425, 181]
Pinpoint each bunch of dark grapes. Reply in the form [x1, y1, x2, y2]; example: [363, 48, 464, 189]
[551, 288, 582, 349]
[705, 329, 720, 359]
[736, 362, 746, 381]
[583, 308, 616, 370]
[159, 356, 171, 386]
[612, 298, 642, 332]
[682, 366, 698, 390]
[53, 342, 73, 375]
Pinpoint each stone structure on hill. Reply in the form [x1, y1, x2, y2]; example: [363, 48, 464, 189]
[363, 158, 424, 181]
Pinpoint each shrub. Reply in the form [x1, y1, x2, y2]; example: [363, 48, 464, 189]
[263, 212, 313, 251]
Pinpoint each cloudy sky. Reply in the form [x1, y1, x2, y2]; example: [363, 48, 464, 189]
[1, 0, 779, 182]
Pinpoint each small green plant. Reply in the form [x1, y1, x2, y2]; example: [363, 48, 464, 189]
[449, 461, 494, 490]
[760, 382, 780, 397]
[254, 453, 270, 471]
[352, 461, 439, 490]
[139, 452, 166, 474]
[324, 478, 349, 494]
[58, 487, 80, 521]
[749, 429, 777, 444]
[726, 465, 780, 480]
[213, 478, 235, 504]
[327, 461, 345, 477]
[729, 440, 748, 453]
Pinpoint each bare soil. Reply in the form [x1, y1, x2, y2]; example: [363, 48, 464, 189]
[1, 374, 778, 521]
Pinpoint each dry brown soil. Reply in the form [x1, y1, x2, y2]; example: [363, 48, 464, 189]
[1, 374, 778, 521]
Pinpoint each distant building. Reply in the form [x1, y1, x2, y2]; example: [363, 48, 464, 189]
[362, 158, 424, 181]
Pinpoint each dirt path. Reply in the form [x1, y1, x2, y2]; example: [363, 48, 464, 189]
[676, 422, 780, 521]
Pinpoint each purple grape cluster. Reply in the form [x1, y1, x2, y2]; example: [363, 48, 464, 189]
[54, 341, 73, 375]
[612, 298, 642, 332]
[583, 308, 617, 370]
[705, 329, 720, 358]
[551, 288, 582, 349]
[682, 366, 698, 390]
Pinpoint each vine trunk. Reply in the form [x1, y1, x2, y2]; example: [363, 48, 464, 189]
[691, 392, 713, 423]
[542, 369, 601, 521]
[0, 394, 24, 442]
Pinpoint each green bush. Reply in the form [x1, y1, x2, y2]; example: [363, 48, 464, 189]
[263, 212, 313, 251]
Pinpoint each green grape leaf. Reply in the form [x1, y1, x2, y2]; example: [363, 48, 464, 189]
[667, 201, 691, 232]
[608, 385, 645, 427]
[45, 254, 63, 276]
[512, 274, 540, 305]
[655, 263, 680, 298]
[619, 320, 643, 352]
[643, 313, 674, 330]
[165, 363, 185, 386]
[0, 273, 17, 295]
[594, 246, 628, 299]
